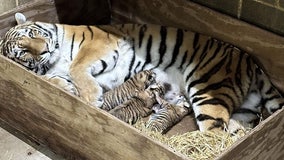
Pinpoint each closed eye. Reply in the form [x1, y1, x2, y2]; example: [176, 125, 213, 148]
[28, 31, 34, 37]
[43, 33, 49, 37]
[148, 75, 153, 81]
[15, 51, 24, 58]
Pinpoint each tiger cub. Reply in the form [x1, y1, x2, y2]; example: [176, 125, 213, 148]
[146, 95, 190, 134]
[101, 70, 156, 111]
[109, 83, 165, 124]
[1, 13, 283, 132]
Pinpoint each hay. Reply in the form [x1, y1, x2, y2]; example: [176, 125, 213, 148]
[134, 120, 249, 160]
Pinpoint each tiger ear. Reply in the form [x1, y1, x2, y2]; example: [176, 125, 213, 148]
[15, 13, 27, 24]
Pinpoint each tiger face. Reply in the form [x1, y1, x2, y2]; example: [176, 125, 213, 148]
[0, 20, 58, 74]
[135, 70, 157, 89]
[152, 100, 189, 119]
[147, 83, 165, 98]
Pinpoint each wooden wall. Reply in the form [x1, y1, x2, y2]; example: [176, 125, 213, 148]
[0, 0, 284, 159]
[0, 0, 32, 14]
[192, 0, 284, 36]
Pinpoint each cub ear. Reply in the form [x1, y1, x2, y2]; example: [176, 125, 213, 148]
[15, 12, 27, 24]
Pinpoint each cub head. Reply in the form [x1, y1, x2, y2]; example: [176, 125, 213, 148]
[133, 70, 156, 89]
[152, 96, 190, 119]
[0, 13, 59, 74]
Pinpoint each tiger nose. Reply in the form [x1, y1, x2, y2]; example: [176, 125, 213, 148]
[38, 42, 49, 54]
[18, 37, 49, 55]
[29, 38, 49, 55]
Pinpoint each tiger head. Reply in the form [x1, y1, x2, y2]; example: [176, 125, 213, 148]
[153, 96, 191, 118]
[134, 70, 157, 89]
[0, 13, 59, 74]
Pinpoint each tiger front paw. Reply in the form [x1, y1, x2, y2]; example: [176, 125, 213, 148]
[80, 89, 104, 108]
[43, 75, 79, 96]
[59, 80, 79, 96]
[92, 96, 104, 108]
[227, 119, 247, 137]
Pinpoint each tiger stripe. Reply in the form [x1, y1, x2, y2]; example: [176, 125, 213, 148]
[101, 70, 156, 111]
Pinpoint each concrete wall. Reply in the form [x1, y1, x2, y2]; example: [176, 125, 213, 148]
[191, 0, 284, 36]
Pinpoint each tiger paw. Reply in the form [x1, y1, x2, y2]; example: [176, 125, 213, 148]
[92, 96, 104, 108]
[62, 81, 79, 96]
[82, 91, 104, 108]
[43, 75, 79, 96]
[227, 119, 247, 137]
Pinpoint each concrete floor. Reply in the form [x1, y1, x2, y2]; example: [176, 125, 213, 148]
[0, 121, 64, 160]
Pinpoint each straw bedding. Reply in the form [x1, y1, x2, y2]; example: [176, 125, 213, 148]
[134, 120, 251, 160]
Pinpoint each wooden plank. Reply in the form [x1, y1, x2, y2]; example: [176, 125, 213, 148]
[0, 0, 282, 159]
[217, 108, 284, 160]
[111, 0, 284, 93]
[0, 56, 187, 159]
[0, 0, 58, 37]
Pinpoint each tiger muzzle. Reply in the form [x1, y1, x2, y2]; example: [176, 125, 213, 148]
[18, 36, 49, 55]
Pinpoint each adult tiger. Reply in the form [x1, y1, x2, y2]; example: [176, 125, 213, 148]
[0, 13, 283, 132]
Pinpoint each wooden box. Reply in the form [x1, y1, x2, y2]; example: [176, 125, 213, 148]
[0, 0, 283, 159]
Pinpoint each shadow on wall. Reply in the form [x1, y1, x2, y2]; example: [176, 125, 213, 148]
[54, 0, 111, 25]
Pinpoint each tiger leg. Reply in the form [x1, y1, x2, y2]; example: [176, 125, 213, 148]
[231, 92, 262, 128]
[70, 45, 119, 107]
[42, 75, 79, 96]
[193, 97, 230, 132]
[232, 69, 284, 128]
[227, 119, 246, 136]
[257, 70, 284, 114]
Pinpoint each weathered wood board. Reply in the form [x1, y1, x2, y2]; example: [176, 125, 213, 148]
[0, 52, 186, 160]
[218, 108, 284, 160]
[0, 0, 284, 159]
[0, 0, 58, 37]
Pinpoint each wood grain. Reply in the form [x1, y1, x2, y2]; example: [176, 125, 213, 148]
[0, 0, 58, 37]
[111, 0, 284, 93]
[0, 56, 187, 160]
[0, 0, 283, 159]
[217, 108, 284, 160]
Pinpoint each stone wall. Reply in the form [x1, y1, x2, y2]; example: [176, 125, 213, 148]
[191, 0, 284, 35]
